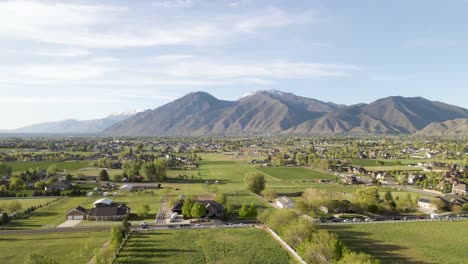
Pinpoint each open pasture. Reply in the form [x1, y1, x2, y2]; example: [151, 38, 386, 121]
[115, 228, 293, 264]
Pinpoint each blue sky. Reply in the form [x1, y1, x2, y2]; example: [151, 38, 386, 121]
[1, 0, 467, 129]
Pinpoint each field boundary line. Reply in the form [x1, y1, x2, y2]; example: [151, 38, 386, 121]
[252, 168, 281, 181]
[265, 227, 306, 264]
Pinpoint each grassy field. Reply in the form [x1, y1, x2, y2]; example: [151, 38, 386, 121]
[0, 231, 109, 264]
[324, 221, 468, 264]
[5, 161, 90, 173]
[115, 228, 294, 264]
[7, 197, 93, 230]
[258, 167, 336, 181]
[0, 198, 55, 211]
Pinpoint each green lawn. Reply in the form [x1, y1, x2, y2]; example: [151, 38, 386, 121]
[6, 161, 90, 173]
[258, 167, 336, 181]
[7, 197, 94, 230]
[0, 198, 55, 211]
[324, 221, 468, 264]
[0, 231, 109, 264]
[115, 228, 294, 264]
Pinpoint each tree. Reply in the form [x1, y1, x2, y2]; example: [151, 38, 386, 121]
[451, 205, 462, 214]
[0, 163, 12, 176]
[462, 203, 468, 213]
[0, 212, 10, 225]
[356, 187, 380, 211]
[190, 202, 206, 218]
[266, 209, 298, 231]
[338, 251, 380, 264]
[297, 230, 343, 264]
[280, 218, 316, 249]
[24, 254, 59, 264]
[154, 158, 167, 181]
[137, 204, 150, 218]
[244, 172, 266, 194]
[46, 164, 58, 176]
[34, 181, 46, 190]
[9, 177, 25, 190]
[239, 203, 257, 218]
[141, 162, 157, 181]
[262, 189, 278, 201]
[99, 170, 109, 181]
[110, 225, 124, 250]
[182, 199, 194, 218]
[215, 193, 227, 205]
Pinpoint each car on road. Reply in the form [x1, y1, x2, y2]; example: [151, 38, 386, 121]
[140, 222, 149, 229]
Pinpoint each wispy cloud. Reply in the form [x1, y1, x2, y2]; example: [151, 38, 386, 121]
[0, 96, 116, 104]
[152, 0, 197, 8]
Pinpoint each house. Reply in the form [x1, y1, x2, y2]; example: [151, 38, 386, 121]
[440, 194, 468, 207]
[87, 205, 130, 221]
[171, 199, 225, 218]
[407, 174, 426, 184]
[65, 198, 130, 221]
[376, 172, 394, 184]
[45, 180, 71, 191]
[276, 196, 295, 209]
[66, 206, 87, 220]
[452, 181, 468, 196]
[93, 198, 113, 207]
[418, 198, 436, 211]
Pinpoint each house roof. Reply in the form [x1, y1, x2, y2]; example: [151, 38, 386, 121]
[119, 184, 133, 189]
[276, 196, 294, 205]
[199, 200, 224, 212]
[66, 206, 88, 215]
[88, 205, 129, 217]
[418, 198, 431, 204]
[93, 198, 113, 206]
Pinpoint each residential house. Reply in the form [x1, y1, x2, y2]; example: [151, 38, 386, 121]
[376, 172, 394, 184]
[276, 196, 295, 209]
[119, 184, 134, 191]
[407, 174, 426, 185]
[66, 199, 130, 221]
[418, 198, 436, 211]
[45, 180, 71, 191]
[452, 181, 468, 196]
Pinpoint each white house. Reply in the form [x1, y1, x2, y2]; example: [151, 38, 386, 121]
[276, 196, 295, 209]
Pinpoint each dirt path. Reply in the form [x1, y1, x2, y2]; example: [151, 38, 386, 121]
[87, 239, 110, 264]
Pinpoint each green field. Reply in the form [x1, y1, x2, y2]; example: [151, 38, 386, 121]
[0, 231, 109, 264]
[115, 228, 294, 264]
[5, 161, 90, 173]
[258, 167, 336, 181]
[0, 198, 55, 211]
[7, 197, 93, 230]
[324, 221, 468, 264]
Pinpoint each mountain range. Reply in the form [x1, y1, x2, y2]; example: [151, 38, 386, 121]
[9, 110, 141, 134]
[101, 90, 468, 136]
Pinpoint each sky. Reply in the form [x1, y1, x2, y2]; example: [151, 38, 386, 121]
[1, 0, 468, 129]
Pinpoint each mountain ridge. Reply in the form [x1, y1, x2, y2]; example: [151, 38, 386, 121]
[102, 91, 468, 136]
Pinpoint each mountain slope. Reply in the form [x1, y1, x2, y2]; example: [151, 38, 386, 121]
[102, 91, 468, 136]
[103, 90, 341, 136]
[415, 118, 468, 136]
[13, 111, 140, 134]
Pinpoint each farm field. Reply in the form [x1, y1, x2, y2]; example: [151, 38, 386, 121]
[0, 231, 109, 264]
[115, 228, 294, 264]
[5, 161, 90, 173]
[258, 167, 336, 181]
[324, 221, 468, 264]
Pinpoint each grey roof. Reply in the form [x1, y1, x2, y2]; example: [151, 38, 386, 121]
[276, 196, 294, 205]
[88, 205, 129, 217]
[93, 198, 113, 206]
[418, 198, 431, 203]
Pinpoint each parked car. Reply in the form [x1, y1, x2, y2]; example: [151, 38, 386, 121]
[140, 222, 149, 229]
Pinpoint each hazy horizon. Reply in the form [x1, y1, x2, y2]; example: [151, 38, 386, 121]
[2, 0, 468, 129]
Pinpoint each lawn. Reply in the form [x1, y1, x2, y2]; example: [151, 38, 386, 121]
[6, 161, 90, 173]
[7, 197, 93, 230]
[258, 167, 335, 181]
[323, 221, 468, 264]
[115, 228, 294, 264]
[0, 231, 109, 264]
[0, 198, 55, 211]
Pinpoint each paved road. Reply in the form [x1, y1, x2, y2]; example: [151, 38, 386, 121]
[317, 217, 468, 225]
[155, 195, 168, 224]
[386, 184, 441, 197]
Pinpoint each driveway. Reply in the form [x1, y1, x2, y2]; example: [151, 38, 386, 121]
[57, 220, 82, 228]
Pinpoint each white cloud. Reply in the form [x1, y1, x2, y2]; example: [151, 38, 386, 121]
[235, 7, 313, 33]
[15, 64, 111, 81]
[0, 96, 116, 104]
[152, 0, 196, 8]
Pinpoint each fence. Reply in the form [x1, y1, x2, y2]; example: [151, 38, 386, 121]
[318, 217, 468, 225]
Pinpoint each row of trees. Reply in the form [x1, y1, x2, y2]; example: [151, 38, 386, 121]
[121, 159, 167, 182]
[258, 209, 379, 264]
